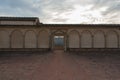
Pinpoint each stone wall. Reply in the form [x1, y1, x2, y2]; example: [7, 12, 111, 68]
[67, 28, 120, 48]
[0, 25, 120, 50]
[0, 28, 50, 49]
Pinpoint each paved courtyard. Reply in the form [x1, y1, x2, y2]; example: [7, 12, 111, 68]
[0, 50, 120, 80]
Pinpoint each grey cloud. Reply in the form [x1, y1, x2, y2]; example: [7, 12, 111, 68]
[40, 0, 120, 24]
[42, 0, 74, 13]
[87, 0, 120, 23]
[36, 0, 74, 23]
[0, 0, 43, 16]
[89, 0, 120, 13]
[0, 0, 119, 23]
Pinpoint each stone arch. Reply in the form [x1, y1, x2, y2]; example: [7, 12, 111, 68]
[25, 30, 37, 48]
[38, 30, 49, 48]
[93, 30, 105, 48]
[106, 30, 119, 48]
[52, 29, 65, 35]
[11, 30, 23, 48]
[81, 30, 92, 48]
[0, 30, 9, 48]
[68, 30, 80, 48]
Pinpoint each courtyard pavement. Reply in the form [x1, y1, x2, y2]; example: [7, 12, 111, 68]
[0, 50, 120, 80]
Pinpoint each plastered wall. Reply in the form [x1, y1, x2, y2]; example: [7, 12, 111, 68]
[0, 26, 119, 49]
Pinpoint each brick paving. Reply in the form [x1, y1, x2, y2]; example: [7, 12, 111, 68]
[0, 50, 120, 80]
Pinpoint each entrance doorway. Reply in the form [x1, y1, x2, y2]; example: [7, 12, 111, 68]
[54, 36, 64, 50]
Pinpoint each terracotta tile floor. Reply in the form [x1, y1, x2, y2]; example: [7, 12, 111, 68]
[0, 50, 120, 80]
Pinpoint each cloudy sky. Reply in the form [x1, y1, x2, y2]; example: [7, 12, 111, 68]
[0, 0, 120, 24]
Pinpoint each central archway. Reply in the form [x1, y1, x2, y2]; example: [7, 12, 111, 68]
[51, 30, 67, 50]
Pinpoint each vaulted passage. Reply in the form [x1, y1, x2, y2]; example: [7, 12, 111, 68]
[54, 36, 64, 49]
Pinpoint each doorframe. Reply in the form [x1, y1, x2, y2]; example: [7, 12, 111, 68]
[53, 35, 65, 50]
[51, 30, 67, 51]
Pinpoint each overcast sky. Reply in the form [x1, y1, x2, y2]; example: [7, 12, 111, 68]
[0, 0, 120, 24]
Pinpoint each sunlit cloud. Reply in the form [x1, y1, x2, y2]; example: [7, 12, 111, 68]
[48, 5, 108, 24]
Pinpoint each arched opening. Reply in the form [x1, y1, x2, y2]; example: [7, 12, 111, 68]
[25, 31, 36, 48]
[51, 30, 66, 50]
[68, 30, 80, 48]
[93, 31, 105, 48]
[11, 30, 23, 48]
[81, 30, 92, 48]
[38, 30, 49, 48]
[106, 30, 118, 48]
[0, 31, 9, 48]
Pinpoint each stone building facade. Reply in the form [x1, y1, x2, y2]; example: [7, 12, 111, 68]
[0, 17, 120, 51]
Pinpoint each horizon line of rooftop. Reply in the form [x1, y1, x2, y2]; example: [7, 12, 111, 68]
[0, 16, 120, 25]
